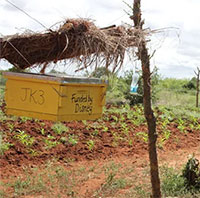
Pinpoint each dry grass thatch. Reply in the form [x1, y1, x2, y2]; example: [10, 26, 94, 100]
[0, 18, 150, 72]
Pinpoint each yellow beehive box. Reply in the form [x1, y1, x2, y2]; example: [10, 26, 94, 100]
[3, 72, 107, 121]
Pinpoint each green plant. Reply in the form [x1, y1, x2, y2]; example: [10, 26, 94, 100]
[7, 122, 15, 132]
[44, 135, 60, 149]
[44, 140, 59, 149]
[82, 120, 87, 125]
[20, 116, 32, 123]
[60, 136, 67, 143]
[135, 131, 148, 143]
[158, 129, 171, 149]
[0, 142, 13, 155]
[178, 124, 186, 133]
[40, 122, 45, 127]
[14, 130, 35, 147]
[175, 118, 187, 133]
[102, 126, 108, 132]
[163, 129, 171, 140]
[111, 132, 123, 147]
[128, 139, 133, 146]
[40, 128, 45, 135]
[87, 139, 95, 151]
[27, 148, 39, 156]
[120, 122, 129, 136]
[0, 134, 13, 155]
[68, 134, 78, 145]
[94, 169, 128, 197]
[111, 115, 118, 122]
[195, 124, 200, 131]
[91, 129, 99, 136]
[51, 123, 69, 135]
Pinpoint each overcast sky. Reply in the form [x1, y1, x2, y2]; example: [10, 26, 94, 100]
[0, 0, 200, 79]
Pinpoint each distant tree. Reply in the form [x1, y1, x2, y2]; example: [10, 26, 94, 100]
[90, 67, 111, 78]
[194, 67, 200, 107]
[183, 77, 196, 90]
[0, 71, 6, 85]
[124, 67, 160, 106]
[8, 67, 24, 72]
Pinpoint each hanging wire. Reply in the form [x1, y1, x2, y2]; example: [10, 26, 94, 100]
[106, 13, 127, 26]
[5, 0, 49, 30]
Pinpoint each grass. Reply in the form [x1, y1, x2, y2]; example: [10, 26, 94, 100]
[44, 135, 60, 149]
[0, 157, 154, 198]
[1, 162, 77, 197]
[160, 165, 186, 196]
[0, 160, 130, 198]
[156, 89, 196, 107]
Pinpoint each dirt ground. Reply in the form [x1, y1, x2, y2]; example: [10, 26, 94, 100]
[1, 119, 200, 176]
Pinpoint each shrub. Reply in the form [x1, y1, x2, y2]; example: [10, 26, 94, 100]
[182, 155, 200, 191]
[183, 77, 196, 90]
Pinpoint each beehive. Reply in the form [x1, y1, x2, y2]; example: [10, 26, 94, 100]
[3, 72, 107, 121]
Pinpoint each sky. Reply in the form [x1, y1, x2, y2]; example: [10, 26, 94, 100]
[0, 0, 200, 79]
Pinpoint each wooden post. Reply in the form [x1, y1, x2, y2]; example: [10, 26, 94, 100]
[132, 1, 161, 197]
[195, 67, 200, 108]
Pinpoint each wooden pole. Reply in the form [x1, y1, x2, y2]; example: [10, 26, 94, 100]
[132, 1, 161, 197]
[195, 67, 200, 108]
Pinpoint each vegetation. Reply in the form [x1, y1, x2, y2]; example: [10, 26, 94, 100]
[90, 66, 160, 106]
[182, 155, 200, 191]
[51, 122, 69, 135]
[161, 155, 200, 197]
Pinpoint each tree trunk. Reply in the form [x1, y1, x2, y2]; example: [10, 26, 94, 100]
[196, 76, 199, 108]
[195, 67, 200, 108]
[132, 1, 161, 197]
[140, 42, 161, 198]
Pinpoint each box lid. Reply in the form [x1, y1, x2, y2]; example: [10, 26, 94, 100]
[3, 72, 108, 84]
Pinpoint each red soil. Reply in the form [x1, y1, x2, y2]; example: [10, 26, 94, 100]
[1, 104, 200, 180]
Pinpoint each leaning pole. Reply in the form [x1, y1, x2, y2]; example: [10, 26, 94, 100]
[132, 0, 162, 197]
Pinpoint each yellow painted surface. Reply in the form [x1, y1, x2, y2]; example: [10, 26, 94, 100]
[3, 72, 107, 121]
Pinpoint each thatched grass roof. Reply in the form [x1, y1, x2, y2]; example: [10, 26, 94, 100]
[0, 18, 150, 72]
